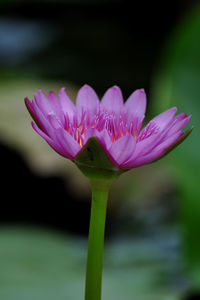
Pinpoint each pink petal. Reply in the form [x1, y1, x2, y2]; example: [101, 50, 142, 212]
[150, 107, 177, 131]
[174, 113, 187, 121]
[122, 131, 183, 169]
[153, 131, 181, 153]
[94, 129, 115, 165]
[32, 122, 72, 158]
[123, 128, 173, 167]
[25, 97, 35, 117]
[30, 100, 55, 136]
[96, 129, 112, 150]
[76, 84, 99, 120]
[166, 115, 191, 138]
[108, 134, 136, 166]
[125, 89, 146, 124]
[122, 149, 164, 169]
[59, 88, 76, 121]
[82, 128, 112, 153]
[48, 91, 64, 124]
[54, 128, 81, 158]
[83, 128, 97, 146]
[25, 97, 43, 130]
[135, 107, 178, 155]
[47, 114, 63, 130]
[25, 97, 50, 134]
[34, 89, 53, 117]
[78, 128, 115, 165]
[135, 132, 161, 158]
[101, 86, 124, 116]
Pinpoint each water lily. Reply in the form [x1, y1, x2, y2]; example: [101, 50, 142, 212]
[25, 84, 192, 170]
[25, 84, 192, 300]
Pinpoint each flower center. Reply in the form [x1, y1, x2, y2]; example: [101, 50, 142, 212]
[64, 110, 143, 147]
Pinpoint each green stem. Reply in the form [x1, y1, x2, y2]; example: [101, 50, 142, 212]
[85, 181, 110, 300]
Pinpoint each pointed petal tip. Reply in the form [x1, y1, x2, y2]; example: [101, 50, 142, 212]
[181, 114, 192, 126]
[137, 88, 146, 99]
[38, 88, 47, 98]
[58, 87, 66, 96]
[34, 92, 38, 99]
[109, 85, 123, 95]
[80, 84, 94, 91]
[103, 85, 123, 97]
[82, 83, 90, 88]
[78, 84, 98, 96]
[24, 97, 31, 105]
[25, 97, 35, 116]
[25, 97, 34, 112]
[48, 90, 55, 97]
[166, 106, 177, 113]
[172, 106, 178, 112]
[112, 85, 120, 90]
[139, 88, 145, 93]
[31, 121, 37, 130]
[132, 88, 145, 95]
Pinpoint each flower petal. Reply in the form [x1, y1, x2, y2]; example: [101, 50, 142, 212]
[54, 128, 81, 158]
[25, 97, 40, 126]
[32, 122, 72, 158]
[122, 129, 191, 169]
[83, 128, 97, 146]
[34, 89, 54, 117]
[101, 85, 123, 116]
[125, 89, 146, 124]
[122, 129, 171, 167]
[59, 88, 76, 121]
[122, 149, 164, 169]
[25, 97, 34, 117]
[108, 134, 136, 166]
[135, 107, 178, 156]
[166, 115, 191, 138]
[46, 114, 63, 130]
[76, 84, 99, 120]
[48, 91, 65, 123]
[82, 128, 112, 158]
[150, 107, 177, 131]
[30, 99, 55, 136]
[153, 131, 181, 153]
[96, 129, 112, 150]
[25, 97, 54, 135]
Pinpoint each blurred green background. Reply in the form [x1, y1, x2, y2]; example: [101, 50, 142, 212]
[0, 1, 199, 300]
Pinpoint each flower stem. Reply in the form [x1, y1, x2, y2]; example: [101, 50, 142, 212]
[85, 181, 110, 300]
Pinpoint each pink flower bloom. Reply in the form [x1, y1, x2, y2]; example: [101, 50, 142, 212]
[25, 85, 192, 169]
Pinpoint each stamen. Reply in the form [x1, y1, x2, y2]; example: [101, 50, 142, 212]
[137, 121, 159, 141]
[64, 108, 145, 144]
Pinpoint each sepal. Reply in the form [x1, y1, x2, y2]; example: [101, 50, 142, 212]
[74, 137, 122, 182]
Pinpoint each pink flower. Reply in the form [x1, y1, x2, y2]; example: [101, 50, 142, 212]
[25, 85, 192, 169]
